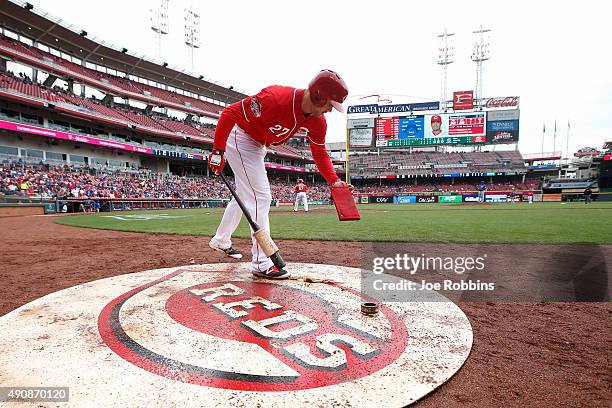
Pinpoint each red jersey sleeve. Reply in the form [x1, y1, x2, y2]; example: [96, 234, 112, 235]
[308, 122, 340, 185]
[213, 88, 277, 151]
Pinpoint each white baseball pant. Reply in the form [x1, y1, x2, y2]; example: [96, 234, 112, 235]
[210, 126, 273, 272]
[294, 192, 308, 211]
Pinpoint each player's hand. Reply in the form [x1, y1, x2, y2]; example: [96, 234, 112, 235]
[208, 149, 225, 175]
[332, 180, 354, 192]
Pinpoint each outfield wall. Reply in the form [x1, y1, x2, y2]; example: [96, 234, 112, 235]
[356, 191, 612, 204]
[358, 191, 534, 204]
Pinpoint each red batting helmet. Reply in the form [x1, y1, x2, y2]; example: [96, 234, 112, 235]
[298, 179, 304, 183]
[431, 115, 442, 123]
[308, 70, 349, 112]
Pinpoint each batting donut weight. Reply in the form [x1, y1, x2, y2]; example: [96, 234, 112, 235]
[361, 302, 379, 316]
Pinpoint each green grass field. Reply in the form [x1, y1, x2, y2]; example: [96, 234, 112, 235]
[54, 202, 612, 244]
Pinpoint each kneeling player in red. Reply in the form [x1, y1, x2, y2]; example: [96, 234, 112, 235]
[208, 70, 350, 279]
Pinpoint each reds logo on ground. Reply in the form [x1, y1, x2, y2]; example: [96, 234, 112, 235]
[98, 269, 407, 391]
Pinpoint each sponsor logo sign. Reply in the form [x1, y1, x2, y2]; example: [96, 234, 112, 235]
[347, 118, 375, 129]
[416, 195, 438, 203]
[99, 269, 408, 391]
[462, 195, 480, 202]
[453, 90, 474, 110]
[482, 96, 520, 109]
[347, 102, 440, 115]
[486, 110, 520, 143]
[485, 194, 508, 203]
[393, 195, 417, 204]
[349, 127, 374, 147]
[0, 119, 153, 155]
[369, 195, 393, 204]
[438, 195, 462, 203]
[152, 149, 204, 160]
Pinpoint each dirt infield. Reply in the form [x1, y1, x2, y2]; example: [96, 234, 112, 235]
[0, 215, 610, 407]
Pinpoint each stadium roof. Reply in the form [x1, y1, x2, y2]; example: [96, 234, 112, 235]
[522, 151, 562, 162]
[0, 0, 246, 104]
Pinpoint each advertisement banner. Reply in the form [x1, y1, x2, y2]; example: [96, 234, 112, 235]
[416, 195, 438, 203]
[0, 119, 153, 154]
[369, 195, 393, 204]
[347, 102, 440, 115]
[393, 195, 417, 204]
[487, 109, 519, 121]
[151, 150, 205, 161]
[486, 110, 520, 143]
[359, 196, 369, 204]
[438, 195, 462, 203]
[453, 90, 474, 110]
[481, 96, 520, 109]
[462, 194, 480, 202]
[347, 118, 375, 128]
[543, 194, 562, 202]
[448, 112, 486, 136]
[349, 128, 374, 147]
[485, 194, 508, 203]
[265, 163, 307, 172]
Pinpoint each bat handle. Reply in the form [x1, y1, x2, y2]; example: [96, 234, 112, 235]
[269, 252, 286, 269]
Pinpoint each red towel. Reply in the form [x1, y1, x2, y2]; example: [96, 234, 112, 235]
[331, 186, 361, 221]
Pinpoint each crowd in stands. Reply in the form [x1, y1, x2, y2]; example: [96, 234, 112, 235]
[0, 162, 332, 201]
[1, 161, 542, 205]
[355, 178, 540, 194]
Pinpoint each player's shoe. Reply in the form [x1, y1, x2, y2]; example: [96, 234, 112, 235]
[209, 242, 243, 259]
[252, 265, 290, 279]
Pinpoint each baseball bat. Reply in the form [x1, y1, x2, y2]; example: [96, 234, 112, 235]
[219, 173, 286, 269]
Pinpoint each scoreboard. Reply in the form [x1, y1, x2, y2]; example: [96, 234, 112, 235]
[375, 117, 399, 140]
[375, 112, 487, 147]
[347, 106, 519, 148]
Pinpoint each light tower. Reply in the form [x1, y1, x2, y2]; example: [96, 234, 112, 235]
[184, 6, 201, 72]
[437, 29, 455, 112]
[471, 25, 491, 106]
[150, 0, 170, 61]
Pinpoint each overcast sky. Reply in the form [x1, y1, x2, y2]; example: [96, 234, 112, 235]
[30, 0, 612, 155]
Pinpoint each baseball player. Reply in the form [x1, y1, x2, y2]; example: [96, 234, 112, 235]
[478, 180, 487, 203]
[430, 115, 442, 136]
[208, 70, 349, 279]
[293, 179, 309, 212]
